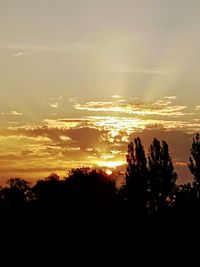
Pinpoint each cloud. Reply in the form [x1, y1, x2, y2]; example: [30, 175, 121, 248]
[0, 117, 197, 183]
[195, 105, 200, 111]
[50, 102, 59, 108]
[163, 96, 176, 100]
[69, 97, 78, 103]
[3, 108, 198, 150]
[74, 96, 187, 117]
[0, 41, 90, 53]
[111, 95, 122, 99]
[108, 67, 169, 74]
[0, 96, 198, 183]
[0, 135, 50, 142]
[10, 111, 23, 116]
[13, 51, 27, 57]
[0, 110, 22, 116]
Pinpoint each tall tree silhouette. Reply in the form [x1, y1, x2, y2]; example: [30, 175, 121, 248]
[189, 133, 200, 190]
[148, 139, 177, 210]
[125, 137, 149, 212]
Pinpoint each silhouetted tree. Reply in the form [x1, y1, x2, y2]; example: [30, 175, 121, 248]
[174, 183, 196, 212]
[189, 133, 200, 191]
[0, 178, 31, 208]
[33, 173, 62, 210]
[125, 137, 149, 213]
[63, 168, 119, 245]
[65, 168, 117, 211]
[45, 172, 60, 181]
[148, 139, 177, 210]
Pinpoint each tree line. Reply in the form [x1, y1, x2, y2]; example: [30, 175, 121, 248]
[0, 133, 199, 264]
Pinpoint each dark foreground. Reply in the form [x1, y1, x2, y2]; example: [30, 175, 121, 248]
[0, 200, 199, 265]
[0, 171, 199, 265]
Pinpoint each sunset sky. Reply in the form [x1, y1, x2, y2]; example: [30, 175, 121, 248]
[0, 0, 200, 184]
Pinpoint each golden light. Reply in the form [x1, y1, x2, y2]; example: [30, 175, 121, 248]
[105, 169, 113, 176]
[96, 160, 126, 168]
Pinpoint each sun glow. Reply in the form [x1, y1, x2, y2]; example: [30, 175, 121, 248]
[96, 160, 126, 168]
[105, 169, 113, 176]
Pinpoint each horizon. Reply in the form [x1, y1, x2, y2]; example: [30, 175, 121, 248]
[0, 0, 200, 184]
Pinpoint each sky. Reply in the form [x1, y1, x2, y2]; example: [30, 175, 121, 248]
[0, 0, 200, 184]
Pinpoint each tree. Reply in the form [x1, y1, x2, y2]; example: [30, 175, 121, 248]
[0, 178, 31, 213]
[65, 168, 117, 209]
[189, 133, 200, 189]
[125, 137, 149, 212]
[45, 172, 60, 181]
[33, 174, 62, 207]
[148, 139, 177, 210]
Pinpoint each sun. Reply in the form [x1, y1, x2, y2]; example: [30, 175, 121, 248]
[105, 169, 113, 176]
[96, 160, 126, 168]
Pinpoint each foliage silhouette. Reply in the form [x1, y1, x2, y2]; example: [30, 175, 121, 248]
[0, 178, 31, 213]
[148, 138, 177, 210]
[125, 137, 149, 213]
[189, 133, 200, 189]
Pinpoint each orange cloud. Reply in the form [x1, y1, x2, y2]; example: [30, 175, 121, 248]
[0, 96, 199, 183]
